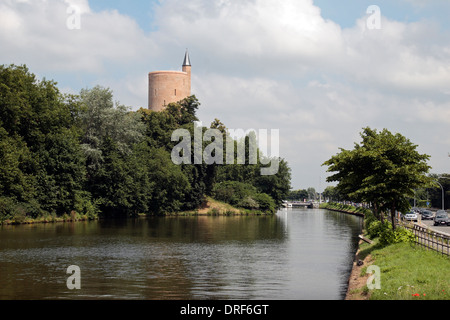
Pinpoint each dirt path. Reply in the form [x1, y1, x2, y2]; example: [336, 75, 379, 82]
[345, 243, 374, 300]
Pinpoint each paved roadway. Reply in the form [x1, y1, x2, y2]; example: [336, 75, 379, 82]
[420, 217, 450, 236]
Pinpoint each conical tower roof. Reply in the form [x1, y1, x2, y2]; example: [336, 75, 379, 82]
[182, 50, 191, 66]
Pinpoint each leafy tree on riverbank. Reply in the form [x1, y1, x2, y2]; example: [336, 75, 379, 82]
[212, 181, 277, 213]
[323, 127, 433, 229]
[0, 65, 89, 219]
[0, 64, 291, 221]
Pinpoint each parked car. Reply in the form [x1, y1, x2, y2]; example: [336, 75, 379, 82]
[421, 210, 433, 220]
[404, 211, 418, 222]
[412, 207, 421, 214]
[433, 211, 450, 226]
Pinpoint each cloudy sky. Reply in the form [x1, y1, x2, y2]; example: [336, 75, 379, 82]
[1, 0, 449, 191]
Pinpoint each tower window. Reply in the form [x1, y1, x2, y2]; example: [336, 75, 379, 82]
[174, 89, 177, 96]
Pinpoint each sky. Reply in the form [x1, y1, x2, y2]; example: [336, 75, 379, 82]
[1, 0, 449, 191]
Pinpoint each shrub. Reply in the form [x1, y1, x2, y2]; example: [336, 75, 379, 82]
[364, 210, 378, 228]
[207, 208, 220, 216]
[367, 220, 388, 238]
[379, 225, 395, 246]
[238, 196, 260, 210]
[253, 193, 277, 213]
[379, 224, 416, 246]
[212, 181, 257, 206]
[367, 220, 380, 238]
[212, 181, 277, 213]
[393, 227, 416, 244]
[364, 209, 379, 228]
[84, 200, 100, 220]
[0, 197, 16, 222]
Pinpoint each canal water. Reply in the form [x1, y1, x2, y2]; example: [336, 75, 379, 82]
[0, 208, 362, 300]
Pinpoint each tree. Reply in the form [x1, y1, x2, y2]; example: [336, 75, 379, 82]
[79, 86, 145, 172]
[306, 187, 317, 201]
[286, 189, 309, 201]
[212, 180, 276, 213]
[323, 127, 432, 229]
[0, 64, 291, 219]
[35, 129, 88, 215]
[0, 64, 90, 218]
[322, 186, 343, 202]
[0, 128, 35, 201]
[254, 158, 291, 206]
[427, 173, 450, 210]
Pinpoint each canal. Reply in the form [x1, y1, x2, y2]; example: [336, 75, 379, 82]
[0, 208, 362, 300]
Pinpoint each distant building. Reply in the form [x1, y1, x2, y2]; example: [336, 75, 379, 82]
[148, 50, 191, 111]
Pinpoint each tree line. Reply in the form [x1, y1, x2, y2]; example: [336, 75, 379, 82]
[0, 65, 291, 222]
[322, 127, 446, 230]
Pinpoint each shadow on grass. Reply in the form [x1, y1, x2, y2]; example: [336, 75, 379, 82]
[356, 239, 384, 261]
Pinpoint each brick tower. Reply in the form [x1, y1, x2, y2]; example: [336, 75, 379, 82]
[148, 50, 192, 112]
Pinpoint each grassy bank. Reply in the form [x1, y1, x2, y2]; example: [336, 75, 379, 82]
[165, 197, 274, 216]
[1, 211, 96, 225]
[320, 203, 449, 300]
[1, 197, 274, 226]
[319, 202, 370, 216]
[349, 238, 450, 300]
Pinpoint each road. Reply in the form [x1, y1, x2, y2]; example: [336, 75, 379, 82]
[420, 218, 450, 235]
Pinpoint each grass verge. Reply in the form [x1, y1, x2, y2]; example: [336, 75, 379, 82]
[349, 238, 450, 300]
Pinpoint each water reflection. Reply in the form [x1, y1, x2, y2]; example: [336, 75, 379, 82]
[0, 209, 361, 300]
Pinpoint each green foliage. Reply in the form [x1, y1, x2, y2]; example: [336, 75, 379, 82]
[393, 227, 416, 244]
[252, 192, 277, 213]
[322, 186, 344, 202]
[427, 173, 450, 210]
[366, 218, 416, 246]
[379, 225, 416, 247]
[323, 127, 432, 227]
[238, 196, 260, 210]
[286, 189, 309, 201]
[0, 197, 16, 221]
[253, 158, 291, 206]
[212, 181, 256, 206]
[367, 220, 385, 238]
[212, 181, 276, 213]
[0, 64, 91, 221]
[0, 64, 291, 221]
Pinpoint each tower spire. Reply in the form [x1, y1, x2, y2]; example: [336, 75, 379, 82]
[182, 49, 191, 67]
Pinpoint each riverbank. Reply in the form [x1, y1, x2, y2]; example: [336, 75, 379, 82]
[319, 202, 369, 217]
[160, 197, 274, 216]
[0, 211, 96, 226]
[1, 197, 273, 226]
[345, 237, 450, 300]
[321, 203, 450, 300]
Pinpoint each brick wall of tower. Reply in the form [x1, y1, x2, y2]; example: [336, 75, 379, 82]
[148, 69, 191, 112]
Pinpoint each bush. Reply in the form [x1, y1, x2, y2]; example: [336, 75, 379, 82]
[0, 197, 16, 222]
[238, 196, 260, 210]
[393, 227, 416, 244]
[253, 193, 277, 213]
[367, 220, 382, 238]
[364, 210, 378, 229]
[379, 225, 395, 246]
[212, 181, 258, 206]
[207, 208, 220, 216]
[212, 181, 277, 213]
[379, 223, 416, 246]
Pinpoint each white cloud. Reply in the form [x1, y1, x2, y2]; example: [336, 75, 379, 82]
[1, 0, 449, 189]
[0, 0, 157, 73]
